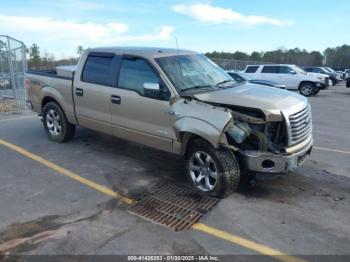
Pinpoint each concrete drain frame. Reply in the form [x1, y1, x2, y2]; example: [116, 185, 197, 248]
[128, 183, 219, 231]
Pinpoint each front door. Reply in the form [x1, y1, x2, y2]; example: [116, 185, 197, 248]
[110, 57, 176, 152]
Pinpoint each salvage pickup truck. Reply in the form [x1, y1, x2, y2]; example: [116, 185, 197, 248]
[26, 47, 313, 197]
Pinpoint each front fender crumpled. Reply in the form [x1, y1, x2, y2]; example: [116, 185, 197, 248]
[171, 98, 234, 148]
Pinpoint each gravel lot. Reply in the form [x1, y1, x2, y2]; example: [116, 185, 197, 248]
[0, 84, 349, 260]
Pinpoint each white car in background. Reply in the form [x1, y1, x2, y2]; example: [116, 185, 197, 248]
[244, 64, 324, 96]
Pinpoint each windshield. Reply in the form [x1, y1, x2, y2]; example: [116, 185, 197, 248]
[156, 54, 236, 93]
[293, 65, 307, 74]
[323, 67, 332, 72]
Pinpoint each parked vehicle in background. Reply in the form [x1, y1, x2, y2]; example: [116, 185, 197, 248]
[324, 67, 344, 80]
[335, 71, 345, 80]
[244, 64, 323, 96]
[0, 73, 11, 90]
[304, 67, 342, 86]
[26, 47, 313, 197]
[227, 71, 287, 89]
[345, 69, 350, 79]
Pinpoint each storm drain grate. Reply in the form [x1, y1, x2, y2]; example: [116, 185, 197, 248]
[128, 183, 219, 231]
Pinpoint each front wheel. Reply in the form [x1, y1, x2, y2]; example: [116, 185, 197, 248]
[299, 82, 316, 97]
[185, 139, 240, 198]
[43, 102, 76, 142]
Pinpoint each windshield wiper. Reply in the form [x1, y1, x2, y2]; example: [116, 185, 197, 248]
[216, 79, 234, 86]
[180, 85, 216, 93]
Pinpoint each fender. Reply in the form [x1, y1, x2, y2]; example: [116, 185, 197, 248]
[41, 85, 76, 124]
[171, 99, 233, 154]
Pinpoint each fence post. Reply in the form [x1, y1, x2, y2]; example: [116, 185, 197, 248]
[6, 36, 18, 112]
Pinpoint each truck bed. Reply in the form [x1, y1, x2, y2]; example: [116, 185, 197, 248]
[27, 68, 74, 80]
[26, 69, 75, 116]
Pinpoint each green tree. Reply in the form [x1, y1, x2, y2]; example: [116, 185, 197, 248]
[250, 51, 261, 61]
[29, 43, 41, 69]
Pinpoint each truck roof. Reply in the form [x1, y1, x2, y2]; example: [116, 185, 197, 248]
[87, 46, 196, 58]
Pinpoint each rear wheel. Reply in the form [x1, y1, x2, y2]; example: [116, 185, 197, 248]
[299, 82, 316, 97]
[43, 102, 75, 142]
[185, 139, 240, 198]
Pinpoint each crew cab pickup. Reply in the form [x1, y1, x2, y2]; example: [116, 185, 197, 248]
[244, 64, 325, 96]
[26, 47, 313, 197]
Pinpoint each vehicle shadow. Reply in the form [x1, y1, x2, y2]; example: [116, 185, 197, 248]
[71, 128, 349, 203]
[73, 128, 187, 199]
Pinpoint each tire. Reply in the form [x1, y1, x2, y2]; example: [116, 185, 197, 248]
[299, 82, 316, 97]
[43, 102, 75, 142]
[185, 139, 240, 198]
[314, 87, 320, 95]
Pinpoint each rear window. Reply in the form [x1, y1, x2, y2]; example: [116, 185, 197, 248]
[261, 66, 279, 73]
[245, 66, 259, 73]
[82, 55, 114, 86]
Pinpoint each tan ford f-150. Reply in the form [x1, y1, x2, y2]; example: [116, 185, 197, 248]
[26, 47, 313, 197]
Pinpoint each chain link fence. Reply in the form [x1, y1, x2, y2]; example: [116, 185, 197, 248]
[0, 35, 27, 114]
[209, 58, 271, 71]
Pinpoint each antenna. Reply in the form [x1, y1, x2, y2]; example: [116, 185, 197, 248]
[174, 36, 184, 83]
[175, 36, 180, 56]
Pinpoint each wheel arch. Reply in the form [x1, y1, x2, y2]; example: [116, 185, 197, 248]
[298, 81, 316, 89]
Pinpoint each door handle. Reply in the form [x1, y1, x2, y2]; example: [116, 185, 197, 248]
[111, 95, 121, 104]
[75, 88, 84, 96]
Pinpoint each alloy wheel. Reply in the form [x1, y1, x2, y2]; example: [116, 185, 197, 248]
[46, 109, 62, 136]
[189, 151, 218, 191]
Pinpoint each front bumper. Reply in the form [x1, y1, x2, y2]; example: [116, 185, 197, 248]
[316, 81, 327, 89]
[239, 138, 313, 174]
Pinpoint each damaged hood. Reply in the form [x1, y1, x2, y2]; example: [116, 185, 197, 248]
[193, 83, 307, 112]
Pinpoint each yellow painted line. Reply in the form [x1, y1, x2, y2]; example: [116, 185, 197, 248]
[0, 139, 134, 205]
[0, 138, 305, 262]
[314, 146, 350, 155]
[192, 223, 306, 262]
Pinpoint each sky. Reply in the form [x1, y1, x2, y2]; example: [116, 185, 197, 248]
[0, 0, 349, 58]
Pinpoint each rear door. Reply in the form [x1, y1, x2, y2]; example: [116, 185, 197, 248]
[110, 56, 176, 152]
[73, 52, 118, 135]
[260, 65, 279, 82]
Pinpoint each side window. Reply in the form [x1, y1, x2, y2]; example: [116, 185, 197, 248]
[261, 66, 278, 73]
[279, 66, 294, 74]
[314, 68, 321, 73]
[245, 66, 259, 73]
[82, 55, 114, 86]
[118, 58, 159, 96]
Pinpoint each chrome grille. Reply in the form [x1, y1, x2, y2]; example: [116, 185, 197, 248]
[288, 105, 312, 145]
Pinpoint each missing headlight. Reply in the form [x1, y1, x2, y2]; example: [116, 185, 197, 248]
[227, 122, 251, 144]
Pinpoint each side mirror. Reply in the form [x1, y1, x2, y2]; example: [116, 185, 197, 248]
[290, 70, 297, 74]
[143, 82, 169, 100]
[143, 82, 160, 91]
